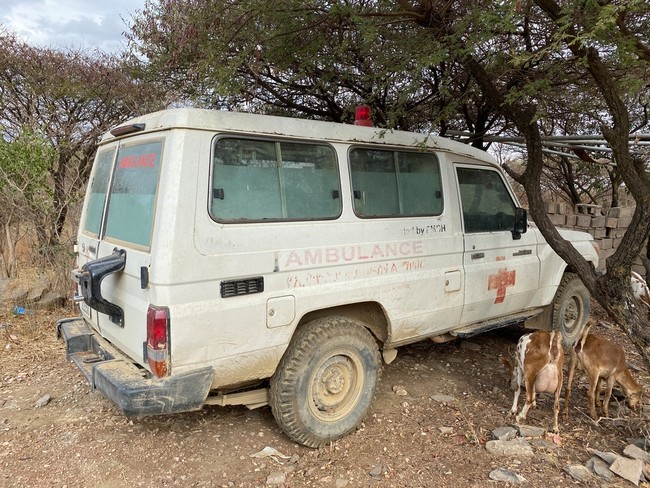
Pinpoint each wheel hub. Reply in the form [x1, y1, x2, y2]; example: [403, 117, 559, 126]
[563, 297, 580, 328]
[322, 367, 346, 395]
[312, 355, 358, 415]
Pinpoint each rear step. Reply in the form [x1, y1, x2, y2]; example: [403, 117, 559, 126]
[57, 317, 122, 387]
[450, 309, 544, 339]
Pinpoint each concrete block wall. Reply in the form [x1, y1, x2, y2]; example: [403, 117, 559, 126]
[545, 202, 646, 276]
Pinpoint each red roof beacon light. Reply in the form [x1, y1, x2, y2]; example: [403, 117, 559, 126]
[354, 105, 373, 127]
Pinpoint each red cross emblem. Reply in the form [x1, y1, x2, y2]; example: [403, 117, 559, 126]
[488, 257, 516, 304]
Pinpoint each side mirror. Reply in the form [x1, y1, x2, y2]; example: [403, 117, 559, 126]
[512, 207, 527, 240]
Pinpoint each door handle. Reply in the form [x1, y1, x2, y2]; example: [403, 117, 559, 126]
[513, 249, 532, 256]
[471, 252, 484, 259]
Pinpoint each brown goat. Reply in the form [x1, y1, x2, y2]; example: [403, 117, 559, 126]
[507, 330, 564, 433]
[564, 319, 643, 420]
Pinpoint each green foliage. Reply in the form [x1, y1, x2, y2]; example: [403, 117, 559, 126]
[129, 1, 477, 130]
[0, 130, 55, 215]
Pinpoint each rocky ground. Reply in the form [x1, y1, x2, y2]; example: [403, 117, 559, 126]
[1, 302, 649, 487]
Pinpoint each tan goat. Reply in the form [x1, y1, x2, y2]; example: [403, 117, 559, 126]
[506, 330, 564, 433]
[564, 319, 643, 420]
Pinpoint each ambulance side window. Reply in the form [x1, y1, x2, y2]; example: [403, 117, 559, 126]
[349, 148, 442, 218]
[457, 167, 516, 233]
[211, 137, 341, 222]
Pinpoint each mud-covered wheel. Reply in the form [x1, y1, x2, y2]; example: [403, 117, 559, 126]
[269, 316, 381, 448]
[552, 272, 590, 346]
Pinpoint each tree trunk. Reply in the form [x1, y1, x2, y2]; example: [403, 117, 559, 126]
[3, 220, 17, 278]
[608, 169, 621, 208]
[51, 153, 70, 246]
[595, 278, 650, 366]
[558, 158, 581, 206]
[0, 233, 7, 279]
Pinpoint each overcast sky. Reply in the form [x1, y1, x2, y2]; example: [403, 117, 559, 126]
[1, 0, 147, 54]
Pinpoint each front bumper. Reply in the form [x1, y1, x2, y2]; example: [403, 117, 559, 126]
[56, 317, 214, 417]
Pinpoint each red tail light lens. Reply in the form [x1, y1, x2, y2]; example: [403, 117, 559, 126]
[354, 105, 373, 127]
[146, 305, 169, 378]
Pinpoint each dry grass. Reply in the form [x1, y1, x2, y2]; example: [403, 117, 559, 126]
[1, 308, 58, 346]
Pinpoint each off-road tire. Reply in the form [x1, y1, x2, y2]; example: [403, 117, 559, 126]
[552, 272, 590, 346]
[269, 316, 381, 448]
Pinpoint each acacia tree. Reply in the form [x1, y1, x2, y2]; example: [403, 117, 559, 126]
[380, 0, 650, 361]
[128, 0, 511, 135]
[129, 1, 650, 362]
[128, 1, 639, 195]
[0, 29, 168, 259]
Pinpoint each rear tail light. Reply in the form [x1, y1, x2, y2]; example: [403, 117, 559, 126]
[146, 305, 170, 377]
[354, 105, 373, 127]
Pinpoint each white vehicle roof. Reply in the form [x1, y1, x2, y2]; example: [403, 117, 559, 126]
[103, 108, 498, 166]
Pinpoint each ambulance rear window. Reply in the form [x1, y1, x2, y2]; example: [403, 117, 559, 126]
[103, 141, 163, 248]
[82, 148, 115, 237]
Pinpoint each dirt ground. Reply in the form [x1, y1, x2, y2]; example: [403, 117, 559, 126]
[1, 303, 649, 488]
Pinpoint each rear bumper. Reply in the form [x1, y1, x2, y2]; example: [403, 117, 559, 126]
[56, 317, 214, 417]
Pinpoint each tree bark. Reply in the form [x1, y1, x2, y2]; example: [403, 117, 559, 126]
[3, 221, 17, 278]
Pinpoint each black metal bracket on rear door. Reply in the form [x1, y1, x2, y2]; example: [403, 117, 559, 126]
[74, 248, 127, 326]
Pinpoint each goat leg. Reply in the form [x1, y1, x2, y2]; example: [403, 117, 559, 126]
[552, 368, 563, 433]
[603, 376, 616, 418]
[563, 350, 577, 420]
[510, 383, 521, 417]
[587, 374, 599, 420]
[516, 373, 537, 422]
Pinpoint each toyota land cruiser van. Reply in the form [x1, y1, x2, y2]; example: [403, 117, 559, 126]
[57, 108, 599, 447]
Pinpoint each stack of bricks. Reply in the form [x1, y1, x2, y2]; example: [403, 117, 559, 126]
[545, 202, 640, 274]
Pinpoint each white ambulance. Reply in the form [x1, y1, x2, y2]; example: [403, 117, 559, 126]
[57, 108, 599, 447]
